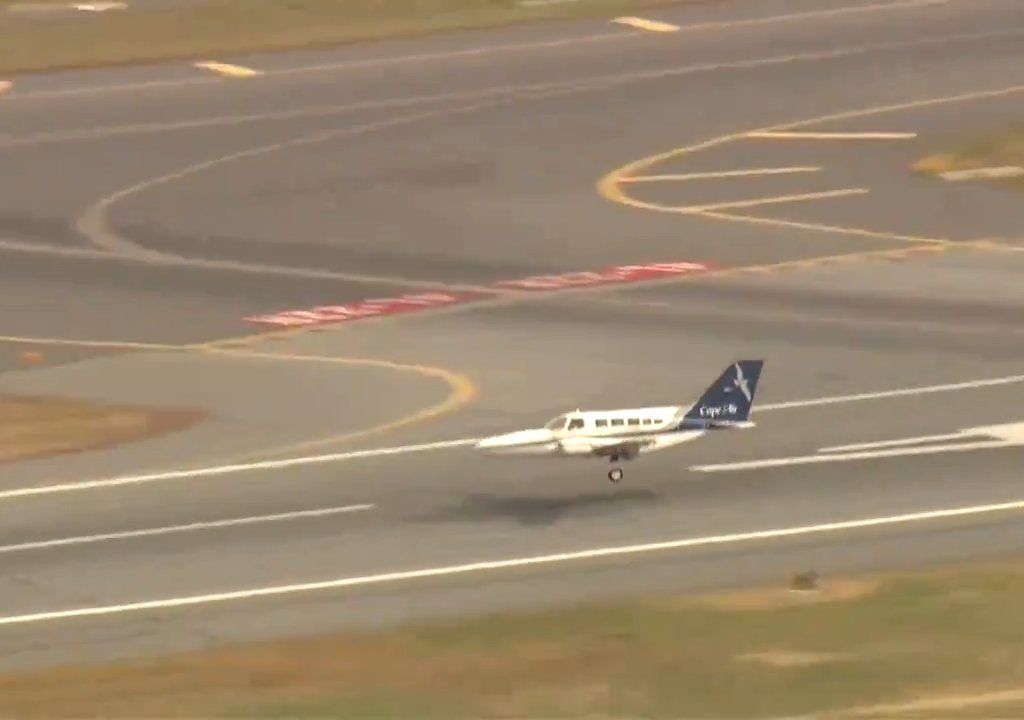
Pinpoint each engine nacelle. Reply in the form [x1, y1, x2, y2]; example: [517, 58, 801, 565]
[557, 438, 598, 456]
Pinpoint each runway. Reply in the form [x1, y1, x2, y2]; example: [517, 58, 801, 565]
[0, 0, 1022, 670]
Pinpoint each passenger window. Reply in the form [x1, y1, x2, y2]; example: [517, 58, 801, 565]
[611, 419, 624, 426]
[642, 419, 652, 425]
[628, 418, 640, 425]
[567, 417, 584, 430]
[595, 419, 608, 427]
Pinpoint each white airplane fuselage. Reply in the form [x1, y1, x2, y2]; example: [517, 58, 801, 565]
[474, 405, 706, 458]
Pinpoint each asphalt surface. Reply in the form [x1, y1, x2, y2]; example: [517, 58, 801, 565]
[0, 0, 1023, 671]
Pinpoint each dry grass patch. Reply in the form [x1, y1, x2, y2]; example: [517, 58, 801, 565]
[913, 125, 1024, 187]
[0, 394, 205, 463]
[8, 565, 1024, 717]
[0, 0, 686, 74]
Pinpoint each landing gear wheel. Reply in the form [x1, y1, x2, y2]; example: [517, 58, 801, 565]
[608, 468, 623, 483]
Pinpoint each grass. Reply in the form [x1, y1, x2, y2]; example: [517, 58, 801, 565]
[0, 394, 205, 463]
[913, 125, 1024, 188]
[0, 0, 687, 75]
[6, 564, 1024, 717]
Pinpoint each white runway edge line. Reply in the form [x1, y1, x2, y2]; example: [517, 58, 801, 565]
[0, 504, 373, 555]
[3, 373, 1024, 501]
[3, 496, 1024, 627]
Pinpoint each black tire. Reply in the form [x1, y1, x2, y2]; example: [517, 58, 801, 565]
[608, 468, 623, 482]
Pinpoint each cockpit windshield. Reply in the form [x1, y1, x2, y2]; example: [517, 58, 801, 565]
[544, 414, 585, 431]
[544, 414, 569, 430]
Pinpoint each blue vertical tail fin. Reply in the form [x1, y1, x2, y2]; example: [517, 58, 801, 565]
[678, 360, 765, 428]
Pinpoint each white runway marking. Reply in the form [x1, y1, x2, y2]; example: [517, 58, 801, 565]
[756, 373, 1024, 410]
[0, 504, 373, 555]
[194, 61, 262, 78]
[692, 422, 1024, 473]
[940, 166, 1024, 181]
[612, 16, 679, 32]
[2, 495, 1023, 627]
[3, 373, 1024, 501]
[692, 439, 1012, 472]
[0, 439, 478, 501]
[746, 131, 917, 140]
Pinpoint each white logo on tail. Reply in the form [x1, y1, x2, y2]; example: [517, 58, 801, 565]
[725, 363, 752, 403]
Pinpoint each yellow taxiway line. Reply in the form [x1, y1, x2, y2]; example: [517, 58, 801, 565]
[621, 167, 820, 182]
[681, 188, 870, 213]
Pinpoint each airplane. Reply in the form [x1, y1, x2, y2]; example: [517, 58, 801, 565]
[474, 360, 764, 482]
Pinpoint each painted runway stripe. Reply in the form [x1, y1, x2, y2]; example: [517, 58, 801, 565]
[939, 166, 1024, 181]
[0, 504, 373, 555]
[612, 16, 679, 32]
[0, 439, 479, 501]
[691, 439, 1013, 472]
[746, 131, 917, 140]
[3, 373, 1023, 501]
[194, 61, 262, 78]
[694, 421, 1024, 472]
[2, 495, 1023, 627]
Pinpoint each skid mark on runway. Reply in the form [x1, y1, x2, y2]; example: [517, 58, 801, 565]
[6, 369, 1024, 500]
[8, 494, 1024, 627]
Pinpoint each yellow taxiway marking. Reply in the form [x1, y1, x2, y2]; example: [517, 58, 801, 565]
[680, 188, 870, 213]
[201, 347, 478, 461]
[746, 130, 917, 140]
[700, 209, 951, 245]
[612, 16, 679, 32]
[621, 167, 821, 182]
[0, 334, 476, 461]
[0, 335, 178, 351]
[193, 61, 262, 78]
[599, 84, 1024, 248]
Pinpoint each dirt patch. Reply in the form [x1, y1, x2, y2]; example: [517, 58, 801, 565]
[912, 125, 1024, 188]
[0, 394, 206, 463]
[657, 578, 881, 611]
